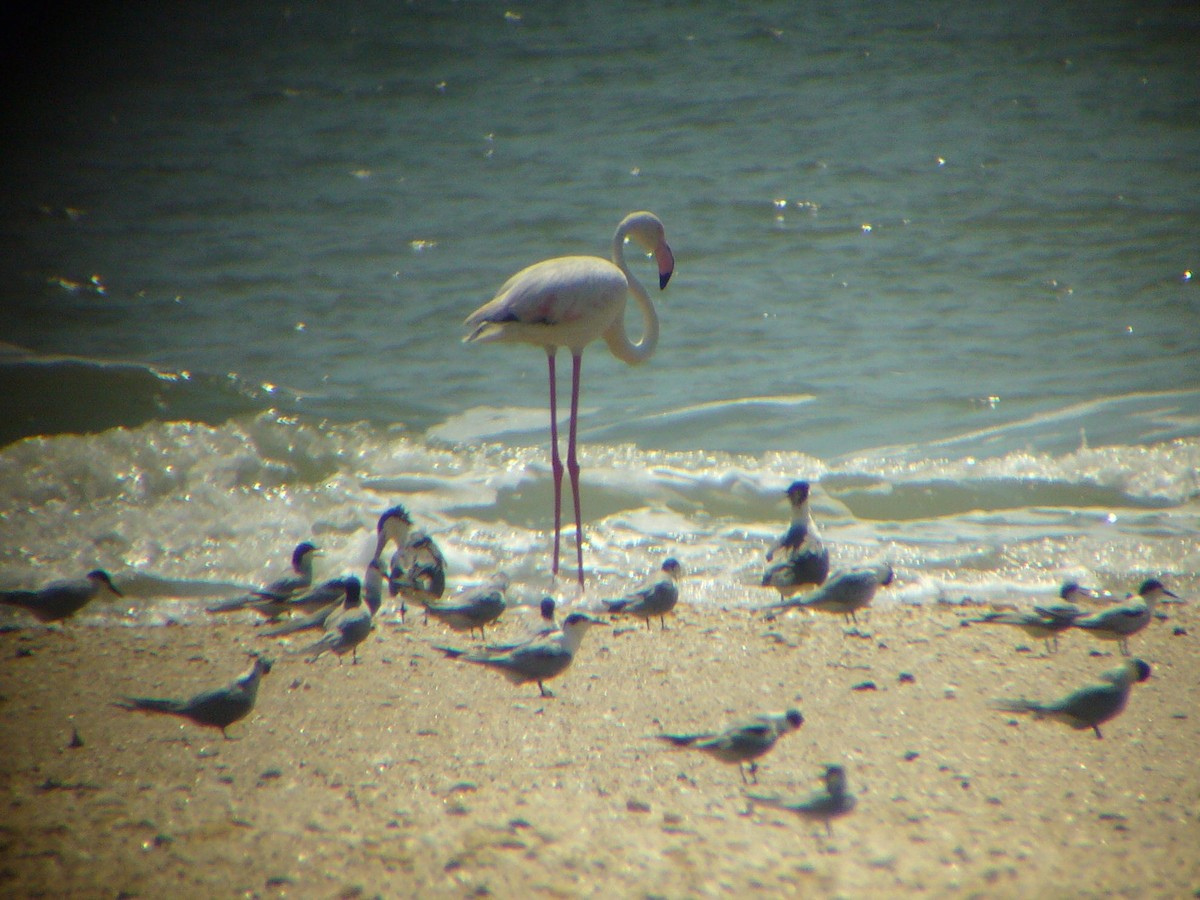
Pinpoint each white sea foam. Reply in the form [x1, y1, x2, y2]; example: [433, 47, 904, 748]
[1, 412, 1195, 626]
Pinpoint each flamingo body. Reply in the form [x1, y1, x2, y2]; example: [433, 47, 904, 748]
[464, 212, 674, 586]
[464, 257, 629, 352]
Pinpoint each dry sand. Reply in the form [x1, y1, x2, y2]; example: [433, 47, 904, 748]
[1, 597, 1197, 898]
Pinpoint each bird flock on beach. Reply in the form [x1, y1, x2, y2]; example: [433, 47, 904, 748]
[1, 485, 1181, 837]
[0, 212, 1186, 840]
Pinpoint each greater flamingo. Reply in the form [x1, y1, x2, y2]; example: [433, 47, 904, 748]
[463, 211, 674, 586]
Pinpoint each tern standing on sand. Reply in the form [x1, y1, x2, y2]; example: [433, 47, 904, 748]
[435, 612, 605, 697]
[991, 658, 1151, 739]
[747, 764, 856, 836]
[766, 563, 893, 624]
[657, 709, 804, 784]
[1, 569, 122, 623]
[1071, 578, 1178, 655]
[603, 558, 682, 630]
[116, 656, 273, 739]
[207, 542, 318, 616]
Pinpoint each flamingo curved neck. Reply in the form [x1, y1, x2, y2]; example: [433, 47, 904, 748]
[603, 229, 659, 364]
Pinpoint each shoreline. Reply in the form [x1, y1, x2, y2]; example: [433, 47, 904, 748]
[1, 600, 1196, 897]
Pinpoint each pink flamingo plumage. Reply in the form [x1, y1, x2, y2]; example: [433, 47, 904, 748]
[463, 211, 675, 586]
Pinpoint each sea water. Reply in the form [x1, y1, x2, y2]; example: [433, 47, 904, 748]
[1, 2, 1197, 622]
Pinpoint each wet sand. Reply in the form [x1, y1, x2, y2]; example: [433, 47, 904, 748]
[1, 597, 1197, 898]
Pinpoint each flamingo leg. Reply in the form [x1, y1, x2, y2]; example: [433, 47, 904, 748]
[567, 351, 585, 586]
[547, 350, 563, 577]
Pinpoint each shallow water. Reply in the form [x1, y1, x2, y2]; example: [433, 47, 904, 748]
[1, 2, 1197, 620]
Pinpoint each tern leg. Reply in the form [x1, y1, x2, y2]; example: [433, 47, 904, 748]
[1093, 725, 1103, 739]
[547, 350, 563, 578]
[567, 351, 585, 586]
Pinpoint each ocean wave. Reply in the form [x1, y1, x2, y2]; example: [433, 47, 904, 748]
[0, 412, 1195, 624]
[0, 343, 292, 447]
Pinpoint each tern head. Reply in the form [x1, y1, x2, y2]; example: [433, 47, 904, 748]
[662, 558, 683, 579]
[342, 576, 363, 608]
[878, 564, 895, 587]
[248, 655, 274, 677]
[86, 569, 123, 596]
[785, 480, 811, 503]
[784, 709, 805, 731]
[375, 506, 412, 555]
[822, 765, 848, 796]
[539, 597, 556, 621]
[1130, 658, 1152, 683]
[1137, 578, 1178, 603]
[377, 505, 412, 531]
[562, 612, 605, 631]
[1060, 580, 1098, 601]
[293, 542, 319, 567]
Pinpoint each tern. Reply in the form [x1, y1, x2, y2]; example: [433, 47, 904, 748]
[388, 531, 448, 621]
[765, 563, 893, 624]
[435, 612, 604, 697]
[425, 572, 508, 638]
[991, 657, 1151, 738]
[1, 569, 122, 623]
[485, 597, 558, 653]
[1071, 578, 1178, 655]
[761, 481, 830, 598]
[971, 605, 1083, 653]
[277, 578, 349, 616]
[116, 656, 272, 739]
[603, 558, 682, 630]
[263, 560, 384, 638]
[298, 576, 373, 664]
[657, 709, 804, 784]
[747, 764, 856, 836]
[207, 542, 318, 615]
[373, 504, 413, 561]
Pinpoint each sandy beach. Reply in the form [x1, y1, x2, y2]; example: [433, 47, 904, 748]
[1, 595, 1197, 898]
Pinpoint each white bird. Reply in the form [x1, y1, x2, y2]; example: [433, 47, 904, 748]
[991, 658, 1152, 739]
[761, 481, 830, 598]
[425, 573, 509, 638]
[657, 709, 805, 784]
[766, 480, 828, 564]
[765, 563, 893, 624]
[1071, 578, 1179, 655]
[116, 656, 272, 739]
[747, 764, 857, 836]
[435, 612, 605, 697]
[464, 211, 675, 587]
[207, 542, 319, 616]
[1, 569, 122, 623]
[388, 530, 448, 621]
[299, 576, 374, 664]
[373, 504, 413, 562]
[603, 558, 682, 630]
